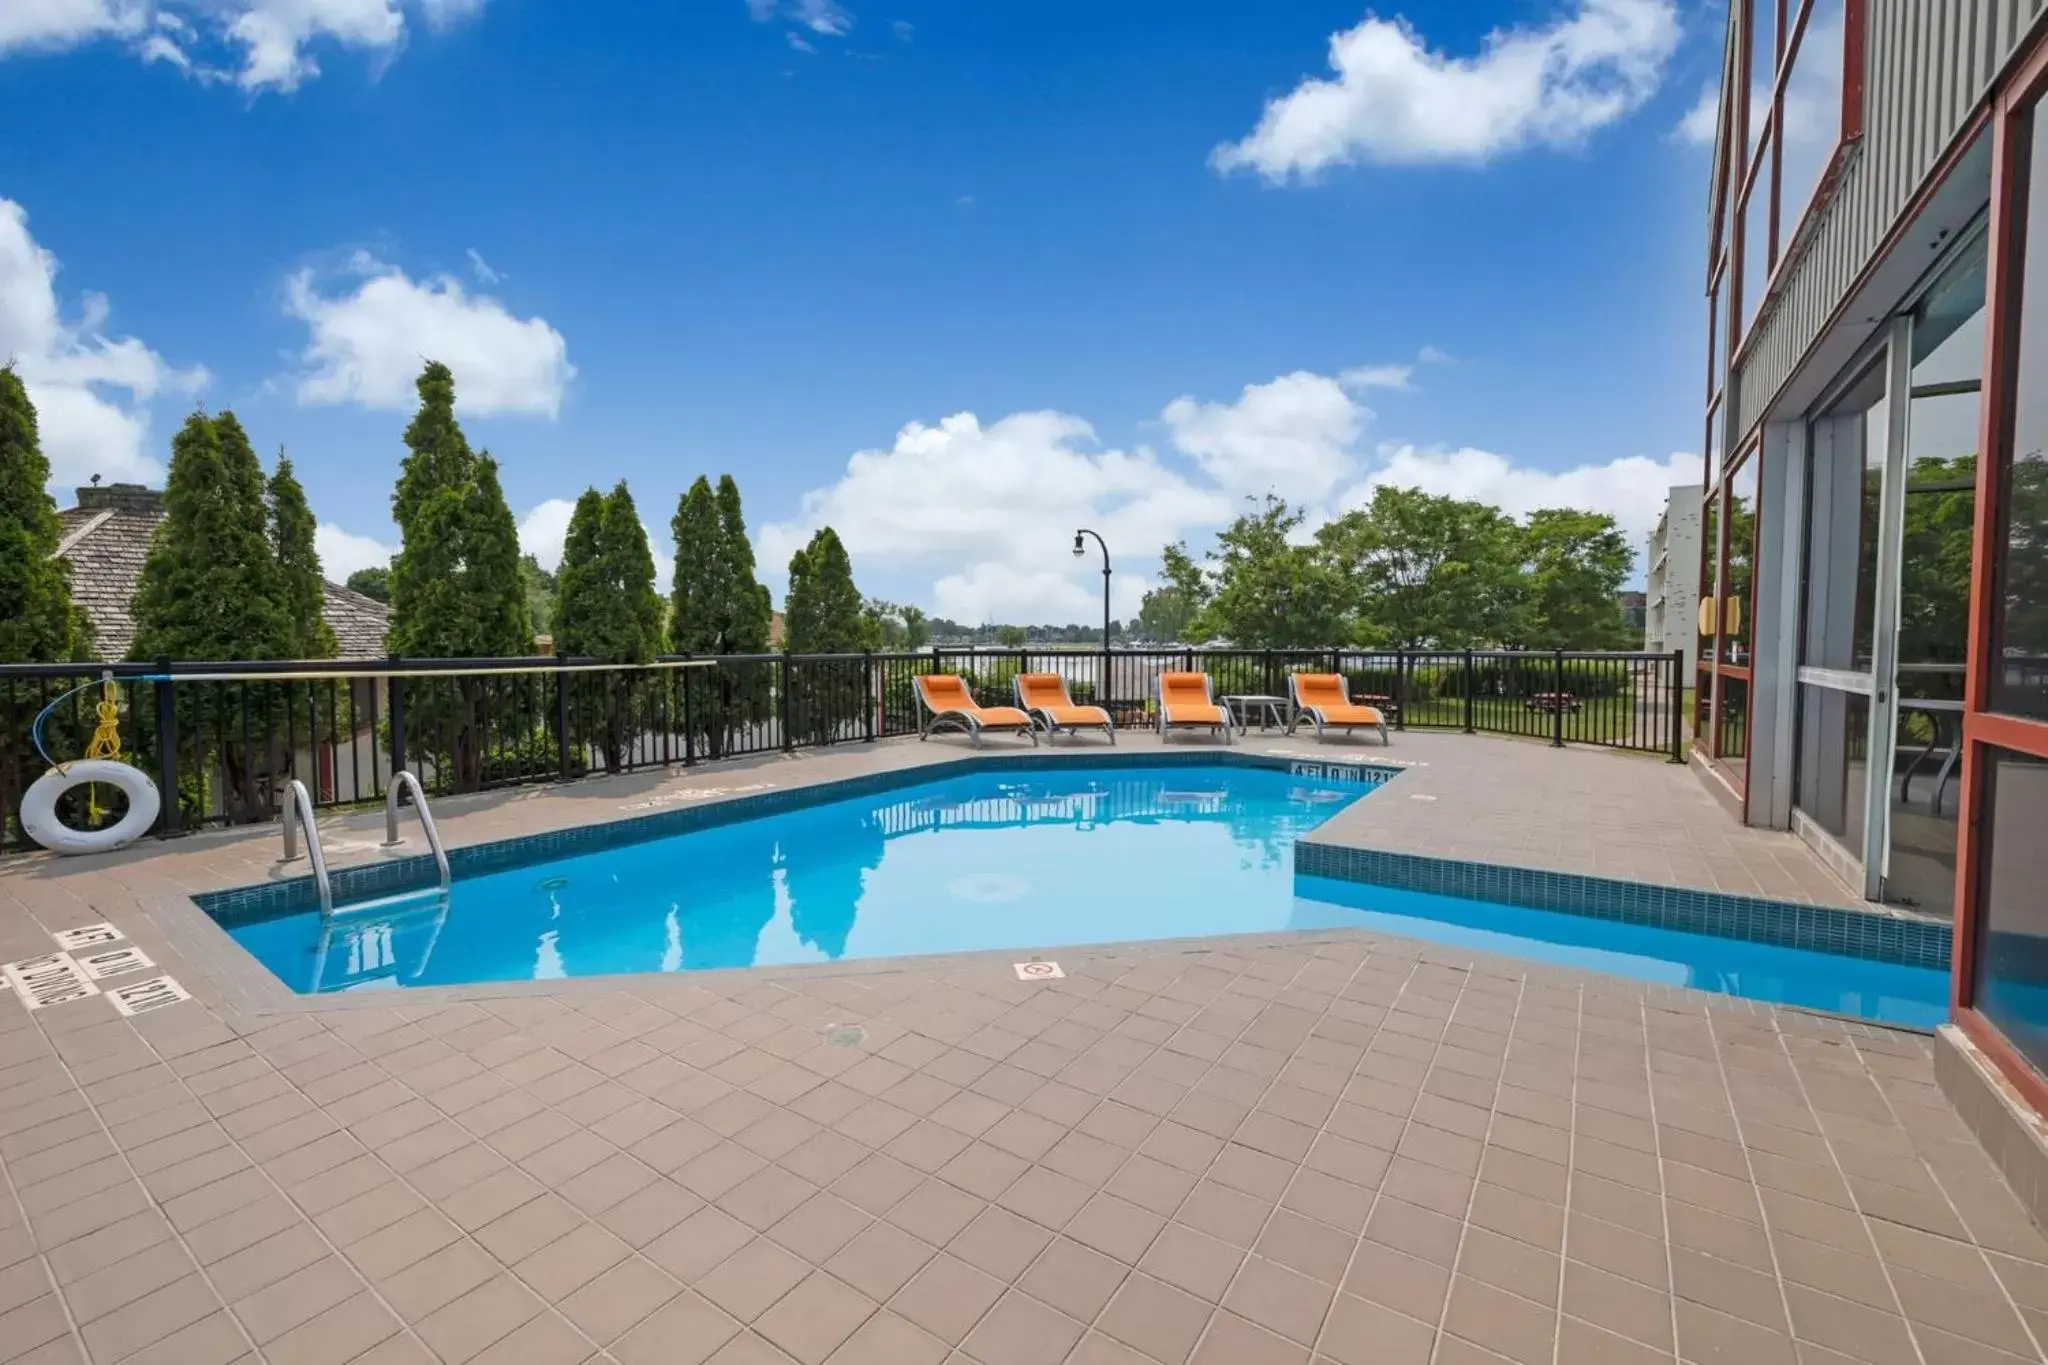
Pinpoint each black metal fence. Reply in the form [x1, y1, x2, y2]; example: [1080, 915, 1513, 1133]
[0, 647, 1684, 852]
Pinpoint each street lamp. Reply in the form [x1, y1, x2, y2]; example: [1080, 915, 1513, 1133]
[1073, 529, 1111, 649]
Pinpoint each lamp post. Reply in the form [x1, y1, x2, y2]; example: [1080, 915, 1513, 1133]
[1072, 529, 1111, 648]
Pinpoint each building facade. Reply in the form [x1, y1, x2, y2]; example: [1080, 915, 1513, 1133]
[1644, 485, 1704, 673]
[1700, 0, 2048, 1170]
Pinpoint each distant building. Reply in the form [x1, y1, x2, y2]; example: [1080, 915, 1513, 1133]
[54, 482, 391, 661]
[1643, 485, 1702, 674]
[1616, 591, 1647, 634]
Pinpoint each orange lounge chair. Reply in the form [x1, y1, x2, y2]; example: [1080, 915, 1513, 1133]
[1288, 673, 1389, 744]
[913, 674, 1038, 747]
[1156, 671, 1231, 744]
[1014, 673, 1115, 743]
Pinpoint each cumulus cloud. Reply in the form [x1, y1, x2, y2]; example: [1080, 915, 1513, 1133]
[315, 523, 396, 580]
[1342, 443, 1703, 552]
[516, 497, 577, 571]
[0, 197, 206, 491]
[0, 0, 490, 92]
[1214, 0, 1681, 179]
[285, 253, 573, 417]
[1162, 371, 1364, 507]
[762, 363, 1699, 620]
[747, 0, 851, 37]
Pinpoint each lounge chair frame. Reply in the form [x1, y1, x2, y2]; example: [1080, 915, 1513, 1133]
[1288, 673, 1390, 745]
[1014, 673, 1116, 744]
[914, 676, 1038, 748]
[1156, 672, 1232, 745]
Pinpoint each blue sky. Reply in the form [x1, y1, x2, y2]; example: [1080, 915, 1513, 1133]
[0, 0, 1724, 622]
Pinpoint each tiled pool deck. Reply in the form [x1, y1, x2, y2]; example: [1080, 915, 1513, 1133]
[0, 730, 2035, 1365]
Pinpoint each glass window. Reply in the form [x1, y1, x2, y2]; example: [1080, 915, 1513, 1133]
[1724, 454, 1759, 666]
[1780, 0, 1846, 239]
[1794, 685, 1869, 856]
[1699, 484, 1722, 675]
[1800, 360, 1886, 672]
[1973, 748, 2048, 1074]
[1748, 0, 1775, 157]
[1997, 113, 2048, 720]
[1740, 165, 1773, 334]
[1719, 673, 1751, 762]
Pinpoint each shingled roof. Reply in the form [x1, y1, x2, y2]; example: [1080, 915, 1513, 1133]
[55, 483, 392, 662]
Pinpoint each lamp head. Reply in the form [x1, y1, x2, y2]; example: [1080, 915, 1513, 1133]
[1071, 532, 1085, 558]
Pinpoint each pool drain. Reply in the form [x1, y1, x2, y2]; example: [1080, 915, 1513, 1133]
[536, 876, 569, 893]
[823, 1024, 866, 1048]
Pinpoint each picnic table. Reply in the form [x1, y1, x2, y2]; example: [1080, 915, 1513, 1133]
[1525, 692, 1580, 713]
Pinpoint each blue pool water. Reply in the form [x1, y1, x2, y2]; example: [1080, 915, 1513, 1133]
[219, 765, 1948, 1026]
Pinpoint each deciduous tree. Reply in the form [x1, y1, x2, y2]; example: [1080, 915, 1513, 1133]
[1519, 508, 1636, 650]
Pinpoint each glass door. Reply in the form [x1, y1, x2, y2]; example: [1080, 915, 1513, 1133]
[1882, 238, 1985, 915]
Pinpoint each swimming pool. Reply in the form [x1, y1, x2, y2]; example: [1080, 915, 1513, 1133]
[213, 762, 1947, 1027]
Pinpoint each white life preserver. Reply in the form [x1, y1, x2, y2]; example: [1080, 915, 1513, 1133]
[19, 762, 162, 856]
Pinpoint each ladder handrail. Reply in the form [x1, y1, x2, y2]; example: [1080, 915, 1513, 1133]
[279, 779, 333, 914]
[382, 770, 451, 892]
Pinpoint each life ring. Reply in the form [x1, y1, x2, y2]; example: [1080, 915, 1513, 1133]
[19, 762, 161, 855]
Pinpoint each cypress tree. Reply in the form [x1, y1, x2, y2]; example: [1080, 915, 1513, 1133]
[0, 367, 87, 663]
[387, 362, 530, 659]
[268, 454, 337, 659]
[669, 476, 721, 654]
[132, 411, 293, 662]
[555, 483, 664, 772]
[671, 474, 774, 755]
[784, 527, 875, 653]
[551, 489, 606, 654]
[715, 475, 772, 653]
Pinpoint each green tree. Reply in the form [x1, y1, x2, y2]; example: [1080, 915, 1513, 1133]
[386, 362, 533, 789]
[784, 527, 878, 744]
[132, 412, 294, 663]
[671, 474, 775, 756]
[388, 362, 531, 660]
[520, 555, 556, 638]
[863, 600, 930, 650]
[553, 483, 663, 771]
[1136, 542, 1209, 642]
[1317, 487, 1525, 648]
[0, 368, 86, 663]
[1519, 508, 1636, 649]
[268, 454, 337, 659]
[1199, 497, 1346, 647]
[345, 566, 391, 603]
[994, 624, 1028, 648]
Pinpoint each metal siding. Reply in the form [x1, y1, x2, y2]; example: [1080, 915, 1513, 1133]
[1731, 0, 2045, 437]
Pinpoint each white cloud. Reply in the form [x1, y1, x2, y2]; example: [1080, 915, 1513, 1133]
[285, 253, 573, 417]
[0, 0, 146, 51]
[890, 18, 912, 42]
[1162, 371, 1365, 507]
[1339, 363, 1413, 391]
[0, 197, 206, 492]
[0, 0, 489, 92]
[747, 0, 850, 37]
[764, 362, 1703, 619]
[1418, 344, 1454, 364]
[1342, 444, 1703, 553]
[759, 410, 1229, 624]
[315, 522, 396, 580]
[516, 497, 577, 571]
[1214, 0, 1681, 179]
[464, 247, 499, 284]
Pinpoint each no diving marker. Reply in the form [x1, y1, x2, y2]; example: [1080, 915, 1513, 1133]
[52, 923, 122, 952]
[3, 953, 99, 1010]
[107, 975, 191, 1017]
[1014, 960, 1065, 981]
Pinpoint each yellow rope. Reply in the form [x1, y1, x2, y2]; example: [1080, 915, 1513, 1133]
[80, 682, 123, 824]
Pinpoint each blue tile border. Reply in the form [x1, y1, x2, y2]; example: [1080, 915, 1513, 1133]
[1292, 840, 1952, 971]
[197, 748, 1398, 925]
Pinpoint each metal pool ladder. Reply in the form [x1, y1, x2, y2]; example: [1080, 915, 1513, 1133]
[279, 779, 333, 914]
[382, 770, 451, 894]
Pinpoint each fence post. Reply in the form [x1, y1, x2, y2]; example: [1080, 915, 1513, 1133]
[152, 664, 179, 834]
[864, 653, 876, 743]
[387, 657, 408, 780]
[780, 654, 794, 752]
[1670, 650, 1685, 763]
[682, 658, 697, 765]
[1462, 651, 1475, 733]
[554, 663, 572, 779]
[1395, 650, 1408, 732]
[1552, 649, 1567, 748]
